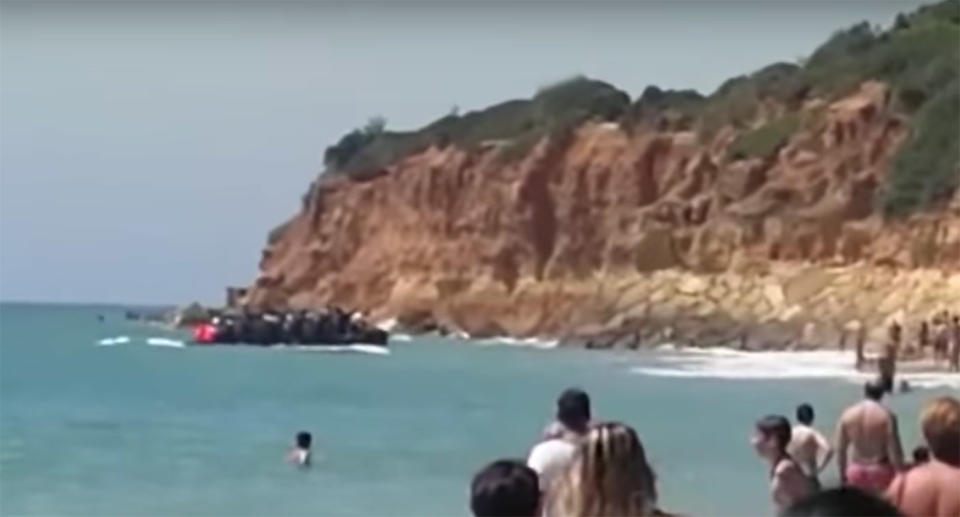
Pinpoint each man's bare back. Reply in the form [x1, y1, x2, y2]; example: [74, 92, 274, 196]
[838, 400, 902, 465]
[789, 424, 832, 479]
[886, 461, 960, 517]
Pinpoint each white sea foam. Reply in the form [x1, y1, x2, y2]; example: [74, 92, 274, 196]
[631, 348, 960, 389]
[390, 333, 413, 342]
[280, 344, 390, 355]
[96, 336, 130, 346]
[475, 336, 559, 349]
[146, 337, 185, 348]
[376, 318, 398, 332]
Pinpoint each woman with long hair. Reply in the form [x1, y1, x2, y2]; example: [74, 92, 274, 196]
[547, 421, 660, 517]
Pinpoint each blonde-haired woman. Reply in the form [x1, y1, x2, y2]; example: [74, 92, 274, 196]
[547, 421, 666, 517]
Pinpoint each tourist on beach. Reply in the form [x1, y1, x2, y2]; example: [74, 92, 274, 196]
[784, 487, 903, 517]
[835, 381, 904, 494]
[932, 316, 949, 367]
[547, 421, 662, 517]
[950, 316, 959, 372]
[855, 324, 867, 371]
[918, 321, 930, 353]
[527, 388, 591, 491]
[752, 415, 817, 513]
[287, 431, 312, 467]
[470, 459, 540, 517]
[788, 403, 834, 488]
[885, 396, 960, 517]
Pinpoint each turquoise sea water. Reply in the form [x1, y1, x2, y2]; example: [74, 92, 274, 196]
[1, 303, 953, 516]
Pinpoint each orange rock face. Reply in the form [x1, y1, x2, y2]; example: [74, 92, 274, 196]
[244, 82, 960, 342]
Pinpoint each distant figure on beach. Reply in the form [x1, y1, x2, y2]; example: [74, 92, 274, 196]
[287, 431, 312, 467]
[527, 388, 590, 491]
[889, 321, 902, 350]
[470, 459, 540, 517]
[932, 316, 949, 367]
[547, 421, 663, 517]
[784, 487, 903, 517]
[950, 316, 960, 372]
[918, 321, 930, 353]
[835, 381, 904, 494]
[752, 415, 817, 513]
[789, 403, 834, 488]
[855, 324, 867, 371]
[885, 396, 960, 517]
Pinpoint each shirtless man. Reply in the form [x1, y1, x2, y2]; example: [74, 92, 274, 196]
[886, 396, 960, 517]
[835, 381, 904, 494]
[788, 403, 834, 488]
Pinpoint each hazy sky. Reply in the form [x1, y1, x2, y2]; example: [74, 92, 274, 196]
[0, 1, 928, 305]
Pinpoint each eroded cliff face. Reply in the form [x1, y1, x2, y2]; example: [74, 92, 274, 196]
[244, 82, 960, 347]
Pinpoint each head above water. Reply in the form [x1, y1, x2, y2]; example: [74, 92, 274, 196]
[470, 459, 540, 517]
[550, 421, 657, 517]
[754, 415, 792, 456]
[556, 388, 591, 434]
[783, 487, 903, 517]
[920, 396, 960, 466]
[912, 445, 930, 464]
[295, 431, 311, 449]
[796, 403, 814, 425]
[864, 381, 886, 401]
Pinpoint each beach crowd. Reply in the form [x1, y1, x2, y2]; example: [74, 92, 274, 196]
[469, 387, 960, 517]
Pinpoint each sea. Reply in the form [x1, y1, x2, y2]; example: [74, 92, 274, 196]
[1, 303, 957, 516]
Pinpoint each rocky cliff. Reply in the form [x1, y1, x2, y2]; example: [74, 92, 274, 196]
[242, 2, 960, 349]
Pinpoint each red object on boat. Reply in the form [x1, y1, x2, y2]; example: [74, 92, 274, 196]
[193, 323, 217, 344]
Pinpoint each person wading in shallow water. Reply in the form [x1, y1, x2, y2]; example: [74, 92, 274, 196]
[835, 381, 904, 495]
[886, 396, 960, 517]
[752, 415, 817, 513]
[788, 404, 834, 490]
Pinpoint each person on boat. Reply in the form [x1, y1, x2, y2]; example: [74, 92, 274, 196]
[835, 381, 904, 494]
[287, 431, 312, 467]
[885, 396, 960, 517]
[789, 403, 834, 489]
[527, 388, 591, 492]
[753, 415, 817, 513]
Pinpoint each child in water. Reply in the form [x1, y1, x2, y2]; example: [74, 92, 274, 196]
[287, 431, 312, 467]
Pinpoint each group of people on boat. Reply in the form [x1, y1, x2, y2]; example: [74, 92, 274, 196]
[192, 307, 387, 346]
[468, 388, 959, 517]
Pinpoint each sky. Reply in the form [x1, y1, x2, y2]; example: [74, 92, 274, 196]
[0, 0, 930, 306]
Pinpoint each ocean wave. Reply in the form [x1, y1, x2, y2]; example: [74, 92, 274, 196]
[474, 336, 559, 349]
[274, 344, 390, 355]
[631, 348, 960, 389]
[376, 318, 398, 332]
[390, 333, 413, 342]
[96, 336, 130, 346]
[146, 337, 185, 348]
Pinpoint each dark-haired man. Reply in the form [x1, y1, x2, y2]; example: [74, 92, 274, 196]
[470, 459, 540, 517]
[789, 403, 834, 488]
[526, 388, 591, 491]
[753, 414, 817, 513]
[836, 381, 904, 494]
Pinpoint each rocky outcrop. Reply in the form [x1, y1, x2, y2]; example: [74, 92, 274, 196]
[241, 81, 960, 349]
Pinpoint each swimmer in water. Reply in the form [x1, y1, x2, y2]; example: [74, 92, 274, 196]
[287, 431, 312, 467]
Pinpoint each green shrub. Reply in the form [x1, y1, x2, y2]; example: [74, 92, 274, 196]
[882, 80, 960, 217]
[321, 77, 629, 180]
[727, 113, 802, 161]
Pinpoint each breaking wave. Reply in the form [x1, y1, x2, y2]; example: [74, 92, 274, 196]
[632, 347, 960, 389]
